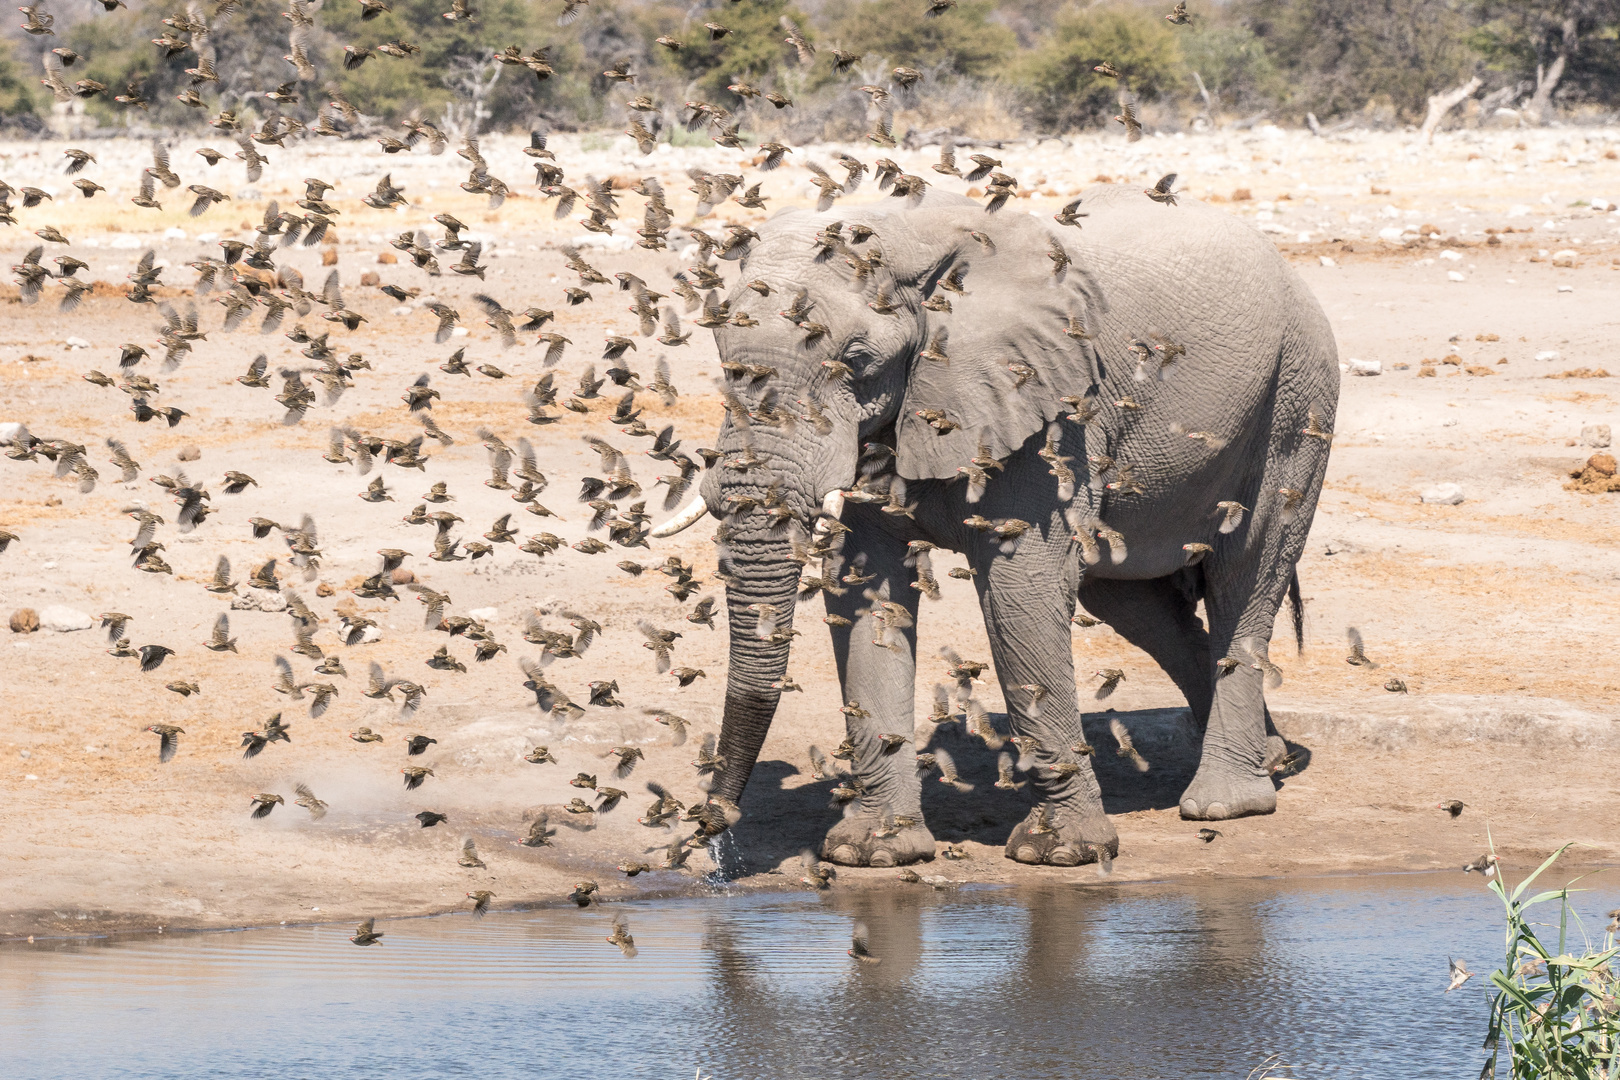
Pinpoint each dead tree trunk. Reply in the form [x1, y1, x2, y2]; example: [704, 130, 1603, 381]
[1420, 76, 1482, 143]
[1525, 15, 1579, 125]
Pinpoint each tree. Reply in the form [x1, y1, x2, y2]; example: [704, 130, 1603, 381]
[1468, 0, 1620, 119]
[1236, 0, 1479, 120]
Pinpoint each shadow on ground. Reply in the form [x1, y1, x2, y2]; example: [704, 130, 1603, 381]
[725, 708, 1313, 873]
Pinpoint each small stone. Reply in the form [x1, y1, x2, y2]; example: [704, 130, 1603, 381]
[1447, 270, 1466, 282]
[1420, 483, 1465, 505]
[63, 336, 90, 350]
[1535, 350, 1562, 362]
[1318, 255, 1337, 267]
[1347, 358, 1381, 377]
[1439, 249, 1462, 261]
[38, 605, 93, 632]
[231, 592, 288, 612]
[10, 608, 39, 634]
[360, 271, 380, 287]
[1583, 424, 1612, 448]
[1552, 249, 1579, 267]
[1558, 285, 1575, 293]
[377, 251, 397, 265]
[391, 567, 415, 585]
[315, 582, 335, 597]
[321, 248, 338, 266]
[469, 607, 499, 622]
[176, 444, 201, 462]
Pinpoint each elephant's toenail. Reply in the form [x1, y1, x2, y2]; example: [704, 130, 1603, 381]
[1049, 846, 1081, 867]
[1206, 803, 1229, 820]
[1014, 844, 1043, 864]
[869, 849, 895, 868]
[1180, 799, 1201, 818]
[828, 844, 861, 865]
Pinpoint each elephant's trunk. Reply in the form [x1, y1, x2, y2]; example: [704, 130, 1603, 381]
[707, 532, 801, 810]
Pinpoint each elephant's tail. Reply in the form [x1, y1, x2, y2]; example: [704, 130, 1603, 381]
[1287, 570, 1304, 656]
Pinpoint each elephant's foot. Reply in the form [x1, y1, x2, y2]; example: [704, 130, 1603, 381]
[1179, 763, 1278, 820]
[823, 814, 936, 867]
[1004, 801, 1118, 867]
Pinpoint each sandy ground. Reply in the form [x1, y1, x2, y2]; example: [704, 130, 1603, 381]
[1, 124, 1618, 940]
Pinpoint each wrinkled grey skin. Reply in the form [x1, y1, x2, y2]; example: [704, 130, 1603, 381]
[687, 184, 1338, 868]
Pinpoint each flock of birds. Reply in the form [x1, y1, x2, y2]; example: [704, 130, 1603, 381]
[1, 0, 1475, 973]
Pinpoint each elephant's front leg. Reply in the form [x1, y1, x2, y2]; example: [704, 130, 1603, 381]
[819, 507, 935, 867]
[971, 530, 1118, 867]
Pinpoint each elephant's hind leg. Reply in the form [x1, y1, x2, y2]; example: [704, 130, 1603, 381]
[818, 507, 935, 867]
[1077, 573, 1214, 729]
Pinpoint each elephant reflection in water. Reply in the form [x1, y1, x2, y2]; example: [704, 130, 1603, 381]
[656, 184, 1337, 869]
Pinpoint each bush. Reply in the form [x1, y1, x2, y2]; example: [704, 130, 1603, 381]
[1019, 4, 1185, 132]
[1179, 22, 1285, 115]
[820, 0, 1017, 79]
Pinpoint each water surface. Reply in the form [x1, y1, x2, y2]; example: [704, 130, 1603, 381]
[5, 871, 1615, 1079]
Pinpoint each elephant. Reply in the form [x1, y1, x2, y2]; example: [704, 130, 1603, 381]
[652, 183, 1338, 869]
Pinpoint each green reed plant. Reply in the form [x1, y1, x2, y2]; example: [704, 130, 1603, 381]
[1480, 844, 1618, 1080]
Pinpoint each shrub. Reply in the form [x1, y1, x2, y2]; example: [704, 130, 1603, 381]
[820, 0, 1017, 79]
[1019, 3, 1185, 132]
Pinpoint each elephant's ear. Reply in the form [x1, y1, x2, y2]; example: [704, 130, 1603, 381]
[892, 208, 1107, 480]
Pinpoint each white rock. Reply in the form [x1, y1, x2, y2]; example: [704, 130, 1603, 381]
[1318, 255, 1337, 267]
[1558, 284, 1575, 293]
[63, 336, 90, 350]
[451, 326, 470, 337]
[391, 305, 413, 316]
[110, 235, 143, 249]
[1378, 226, 1405, 241]
[1439, 249, 1463, 261]
[469, 607, 500, 622]
[1380, 205, 1402, 219]
[1347, 358, 1382, 376]
[1447, 271, 1466, 282]
[39, 605, 93, 632]
[163, 227, 187, 240]
[1420, 483, 1465, 505]
[1507, 204, 1532, 218]
[1535, 350, 1561, 361]
[0, 421, 26, 444]
[1583, 424, 1612, 448]
[1552, 249, 1579, 267]
[231, 591, 288, 612]
[1590, 198, 1613, 211]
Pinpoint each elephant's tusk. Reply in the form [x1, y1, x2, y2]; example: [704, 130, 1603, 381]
[650, 495, 711, 537]
[809, 490, 846, 543]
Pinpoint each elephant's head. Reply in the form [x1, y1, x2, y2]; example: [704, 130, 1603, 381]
[659, 195, 1107, 817]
